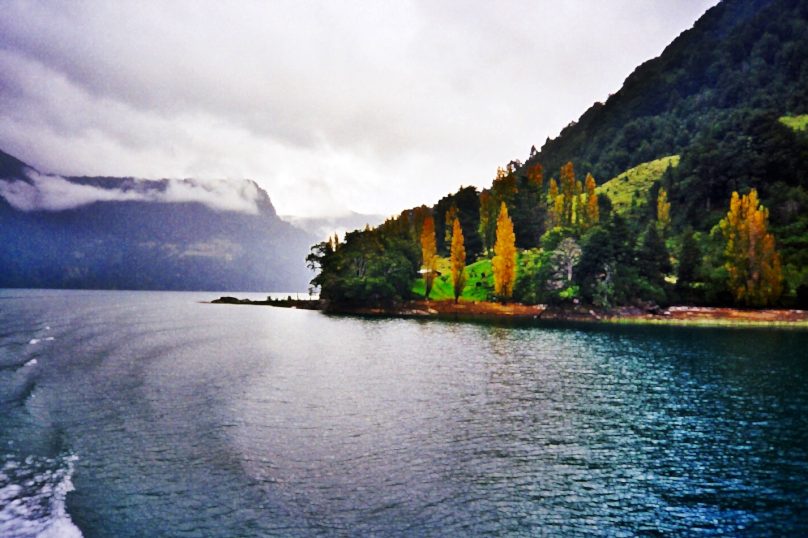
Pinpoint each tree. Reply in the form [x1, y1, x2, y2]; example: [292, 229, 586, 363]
[492, 202, 517, 299]
[548, 178, 561, 227]
[478, 190, 496, 256]
[583, 173, 599, 229]
[511, 163, 546, 249]
[636, 223, 671, 303]
[677, 230, 701, 287]
[450, 218, 466, 303]
[308, 229, 418, 307]
[560, 162, 576, 226]
[657, 186, 671, 232]
[719, 189, 782, 306]
[676, 229, 702, 301]
[443, 204, 458, 250]
[420, 214, 437, 300]
[548, 237, 582, 290]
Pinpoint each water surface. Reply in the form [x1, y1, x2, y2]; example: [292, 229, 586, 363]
[1, 289, 807, 536]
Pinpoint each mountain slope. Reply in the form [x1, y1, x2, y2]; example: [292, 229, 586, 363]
[525, 0, 807, 194]
[0, 149, 316, 291]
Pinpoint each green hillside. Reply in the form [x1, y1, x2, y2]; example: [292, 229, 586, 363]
[597, 156, 679, 214]
[780, 115, 808, 132]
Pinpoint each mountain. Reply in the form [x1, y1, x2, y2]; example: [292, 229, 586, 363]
[283, 212, 386, 241]
[525, 0, 808, 225]
[0, 149, 316, 291]
[307, 0, 808, 308]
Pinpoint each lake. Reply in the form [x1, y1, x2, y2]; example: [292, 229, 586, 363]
[1, 289, 807, 537]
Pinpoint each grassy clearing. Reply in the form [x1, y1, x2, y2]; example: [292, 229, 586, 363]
[779, 114, 808, 132]
[412, 251, 543, 302]
[412, 257, 494, 301]
[597, 155, 680, 214]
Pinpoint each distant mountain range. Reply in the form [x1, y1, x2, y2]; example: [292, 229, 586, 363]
[0, 149, 317, 291]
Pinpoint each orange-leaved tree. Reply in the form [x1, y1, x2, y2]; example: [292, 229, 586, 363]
[450, 218, 466, 303]
[492, 202, 517, 299]
[719, 188, 782, 306]
[420, 214, 437, 300]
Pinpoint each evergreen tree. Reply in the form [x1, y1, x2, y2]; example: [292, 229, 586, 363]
[478, 191, 496, 255]
[512, 163, 546, 248]
[637, 223, 671, 288]
[676, 229, 702, 301]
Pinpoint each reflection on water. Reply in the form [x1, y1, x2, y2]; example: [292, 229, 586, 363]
[1, 289, 807, 536]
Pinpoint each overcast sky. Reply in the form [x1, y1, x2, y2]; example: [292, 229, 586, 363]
[0, 1, 718, 218]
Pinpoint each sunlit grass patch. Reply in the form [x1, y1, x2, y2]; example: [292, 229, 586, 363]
[597, 155, 680, 214]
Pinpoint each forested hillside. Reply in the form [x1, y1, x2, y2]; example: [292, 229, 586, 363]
[307, 0, 808, 309]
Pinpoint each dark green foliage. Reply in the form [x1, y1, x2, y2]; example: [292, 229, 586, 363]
[434, 186, 482, 261]
[576, 216, 640, 307]
[511, 173, 547, 249]
[637, 224, 672, 286]
[308, 229, 418, 307]
[676, 229, 703, 303]
[524, 0, 808, 185]
[634, 223, 672, 304]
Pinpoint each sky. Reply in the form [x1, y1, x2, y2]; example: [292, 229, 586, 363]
[0, 0, 719, 218]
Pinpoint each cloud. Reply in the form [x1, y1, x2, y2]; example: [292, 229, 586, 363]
[0, 169, 262, 214]
[0, 1, 719, 218]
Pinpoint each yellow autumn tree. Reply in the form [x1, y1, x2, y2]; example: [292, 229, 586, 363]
[657, 187, 671, 232]
[444, 205, 458, 249]
[560, 162, 576, 226]
[492, 202, 517, 299]
[719, 188, 782, 306]
[548, 178, 562, 227]
[420, 214, 437, 300]
[583, 173, 599, 229]
[450, 218, 466, 303]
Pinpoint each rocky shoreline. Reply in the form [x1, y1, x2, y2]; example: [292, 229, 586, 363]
[210, 296, 808, 328]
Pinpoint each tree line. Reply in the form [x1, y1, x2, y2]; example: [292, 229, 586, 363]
[307, 159, 789, 309]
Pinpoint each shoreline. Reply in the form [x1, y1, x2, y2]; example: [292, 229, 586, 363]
[210, 296, 808, 329]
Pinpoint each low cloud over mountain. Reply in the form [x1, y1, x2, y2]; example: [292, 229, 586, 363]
[0, 168, 264, 214]
[0, 149, 315, 291]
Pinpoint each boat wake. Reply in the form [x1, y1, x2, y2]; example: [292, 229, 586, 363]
[0, 453, 83, 538]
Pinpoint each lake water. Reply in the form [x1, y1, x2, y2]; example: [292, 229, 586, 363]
[1, 289, 807, 537]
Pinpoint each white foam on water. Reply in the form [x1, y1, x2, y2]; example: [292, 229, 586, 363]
[28, 339, 40, 345]
[24, 359, 38, 367]
[44, 337, 54, 342]
[0, 454, 83, 538]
